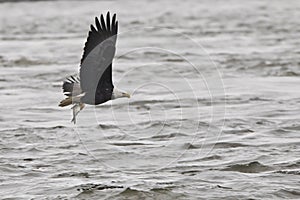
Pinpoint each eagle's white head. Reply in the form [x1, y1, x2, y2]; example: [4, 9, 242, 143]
[111, 88, 130, 100]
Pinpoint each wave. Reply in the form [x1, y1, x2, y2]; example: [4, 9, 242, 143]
[109, 141, 154, 146]
[272, 188, 300, 198]
[222, 161, 274, 173]
[53, 172, 90, 178]
[0, 56, 56, 68]
[113, 187, 186, 200]
[275, 170, 300, 175]
[214, 142, 251, 148]
[151, 132, 188, 139]
[75, 183, 124, 195]
[179, 154, 222, 163]
[0, 125, 66, 133]
[220, 53, 300, 77]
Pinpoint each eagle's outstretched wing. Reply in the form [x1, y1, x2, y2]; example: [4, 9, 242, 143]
[79, 12, 118, 104]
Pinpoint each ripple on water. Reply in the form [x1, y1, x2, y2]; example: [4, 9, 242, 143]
[112, 187, 187, 200]
[274, 170, 300, 175]
[0, 56, 56, 67]
[222, 161, 274, 173]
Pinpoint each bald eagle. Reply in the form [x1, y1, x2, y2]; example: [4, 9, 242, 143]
[59, 12, 130, 123]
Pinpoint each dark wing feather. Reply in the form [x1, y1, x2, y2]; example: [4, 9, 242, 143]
[100, 15, 106, 31]
[80, 12, 118, 104]
[62, 76, 81, 97]
[106, 14, 110, 31]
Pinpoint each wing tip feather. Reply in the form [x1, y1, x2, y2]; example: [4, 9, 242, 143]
[80, 12, 118, 64]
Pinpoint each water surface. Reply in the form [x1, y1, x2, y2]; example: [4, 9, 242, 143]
[0, 0, 299, 199]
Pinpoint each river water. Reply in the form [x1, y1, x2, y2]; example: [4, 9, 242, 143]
[0, 0, 299, 199]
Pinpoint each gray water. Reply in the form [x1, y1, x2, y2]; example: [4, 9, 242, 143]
[0, 0, 299, 199]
